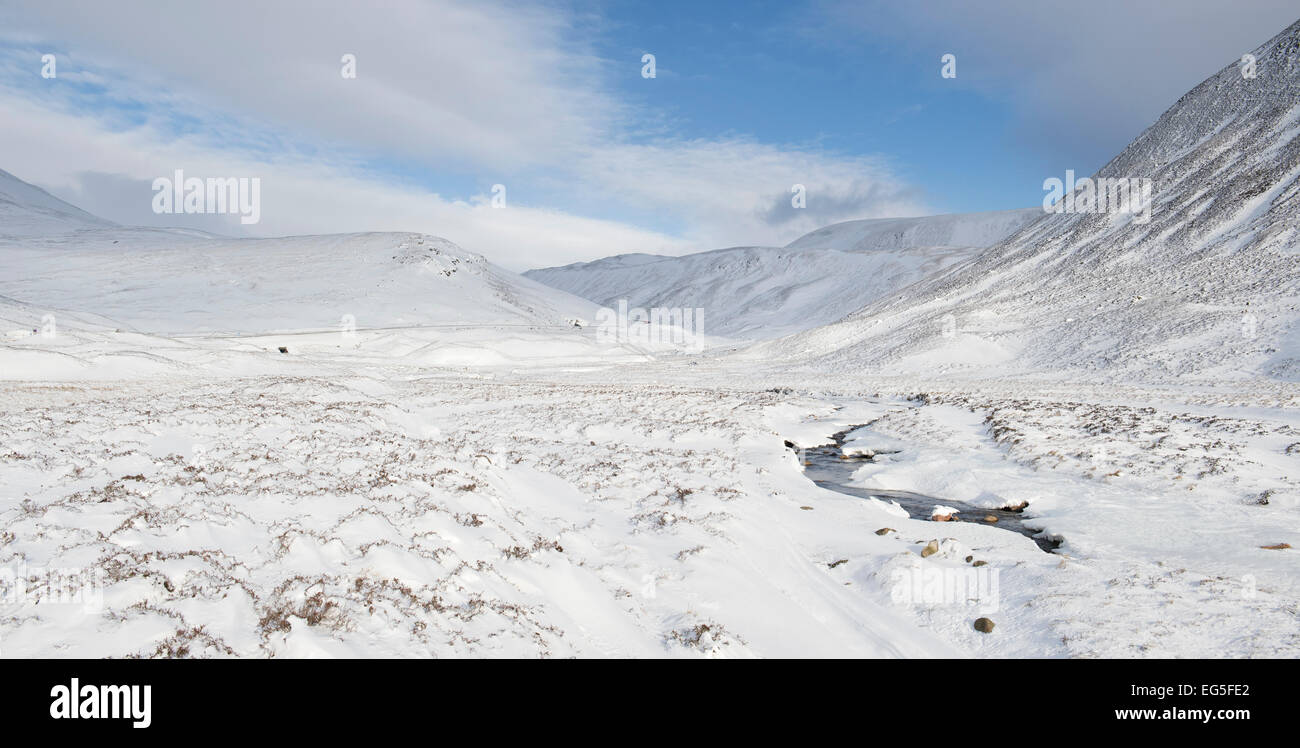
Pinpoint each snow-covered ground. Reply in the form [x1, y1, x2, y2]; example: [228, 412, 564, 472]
[3, 355, 1297, 657]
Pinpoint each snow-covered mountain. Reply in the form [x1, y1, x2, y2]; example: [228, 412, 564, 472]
[0, 172, 597, 335]
[525, 245, 974, 339]
[525, 209, 1038, 339]
[0, 168, 115, 236]
[785, 207, 1040, 252]
[758, 19, 1300, 383]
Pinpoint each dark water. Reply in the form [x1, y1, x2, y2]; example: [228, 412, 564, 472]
[792, 429, 1061, 553]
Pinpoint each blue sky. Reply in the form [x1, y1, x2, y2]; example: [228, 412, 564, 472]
[0, 0, 1297, 269]
[592, 0, 1028, 214]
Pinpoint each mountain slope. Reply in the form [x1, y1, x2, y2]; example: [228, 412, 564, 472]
[0, 168, 116, 236]
[758, 18, 1300, 383]
[527, 245, 986, 339]
[0, 170, 597, 336]
[785, 207, 1040, 252]
[525, 209, 1037, 339]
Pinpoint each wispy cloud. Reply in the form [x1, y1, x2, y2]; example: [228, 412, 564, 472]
[809, 0, 1300, 164]
[0, 0, 923, 267]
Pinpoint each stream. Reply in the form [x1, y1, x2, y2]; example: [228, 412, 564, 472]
[792, 427, 1061, 553]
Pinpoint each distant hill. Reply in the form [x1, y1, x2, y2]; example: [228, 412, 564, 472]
[525, 209, 1037, 339]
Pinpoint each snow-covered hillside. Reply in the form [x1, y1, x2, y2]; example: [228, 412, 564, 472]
[0, 168, 114, 236]
[759, 20, 1300, 383]
[3, 229, 598, 335]
[525, 246, 971, 338]
[525, 210, 1037, 339]
[0, 170, 646, 375]
[785, 207, 1041, 252]
[0, 172, 598, 336]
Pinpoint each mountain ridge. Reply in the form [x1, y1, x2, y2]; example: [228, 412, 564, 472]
[525, 208, 1040, 339]
[754, 17, 1300, 382]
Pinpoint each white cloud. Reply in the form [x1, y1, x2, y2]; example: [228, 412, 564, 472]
[0, 0, 616, 171]
[0, 0, 925, 267]
[0, 86, 692, 271]
[571, 139, 924, 247]
[812, 0, 1300, 157]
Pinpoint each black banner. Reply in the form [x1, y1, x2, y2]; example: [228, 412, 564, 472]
[0, 658, 1286, 737]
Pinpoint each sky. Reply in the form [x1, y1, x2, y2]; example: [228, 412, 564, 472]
[0, 0, 1297, 270]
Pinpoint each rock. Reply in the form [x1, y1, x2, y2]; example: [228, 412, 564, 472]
[972, 560, 988, 567]
[875, 527, 894, 535]
[931, 505, 959, 521]
[1001, 500, 1028, 511]
[973, 617, 995, 633]
[827, 559, 848, 568]
[277, 346, 289, 354]
[1261, 542, 1292, 550]
[983, 515, 998, 523]
[920, 540, 940, 558]
[799, 506, 814, 511]
[965, 555, 973, 563]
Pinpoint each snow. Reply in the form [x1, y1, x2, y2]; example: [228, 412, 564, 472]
[0, 168, 114, 237]
[0, 375, 978, 658]
[524, 209, 1037, 340]
[784, 208, 1041, 253]
[1, 229, 599, 335]
[2, 248, 1298, 660]
[929, 505, 960, 519]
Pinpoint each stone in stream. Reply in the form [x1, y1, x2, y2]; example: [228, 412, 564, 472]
[973, 617, 995, 634]
[930, 505, 959, 522]
[983, 514, 999, 523]
[920, 540, 940, 558]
